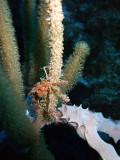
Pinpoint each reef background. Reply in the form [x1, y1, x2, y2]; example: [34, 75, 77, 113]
[0, 0, 120, 160]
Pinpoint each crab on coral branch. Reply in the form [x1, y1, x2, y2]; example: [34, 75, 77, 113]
[56, 104, 120, 160]
[28, 67, 69, 115]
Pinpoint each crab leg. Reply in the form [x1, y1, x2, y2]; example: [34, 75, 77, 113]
[52, 81, 68, 86]
[51, 86, 69, 103]
[48, 87, 54, 115]
[43, 66, 49, 80]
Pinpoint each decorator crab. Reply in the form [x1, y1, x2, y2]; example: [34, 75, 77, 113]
[28, 66, 69, 116]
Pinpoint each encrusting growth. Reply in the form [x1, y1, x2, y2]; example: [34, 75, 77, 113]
[58, 104, 120, 160]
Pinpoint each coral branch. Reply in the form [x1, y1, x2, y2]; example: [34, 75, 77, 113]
[61, 41, 90, 93]
[0, 0, 24, 98]
[21, 0, 37, 86]
[0, 66, 36, 147]
[41, 0, 64, 116]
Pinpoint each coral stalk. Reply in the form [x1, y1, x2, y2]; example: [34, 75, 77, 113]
[21, 0, 37, 87]
[61, 41, 90, 93]
[48, 0, 64, 83]
[47, 0, 64, 114]
[34, 0, 65, 117]
[0, 0, 24, 98]
[29, 0, 51, 85]
[0, 66, 37, 147]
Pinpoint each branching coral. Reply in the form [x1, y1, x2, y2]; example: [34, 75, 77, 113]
[0, 0, 120, 160]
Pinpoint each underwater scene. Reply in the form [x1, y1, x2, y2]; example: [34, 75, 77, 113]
[0, 0, 120, 160]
